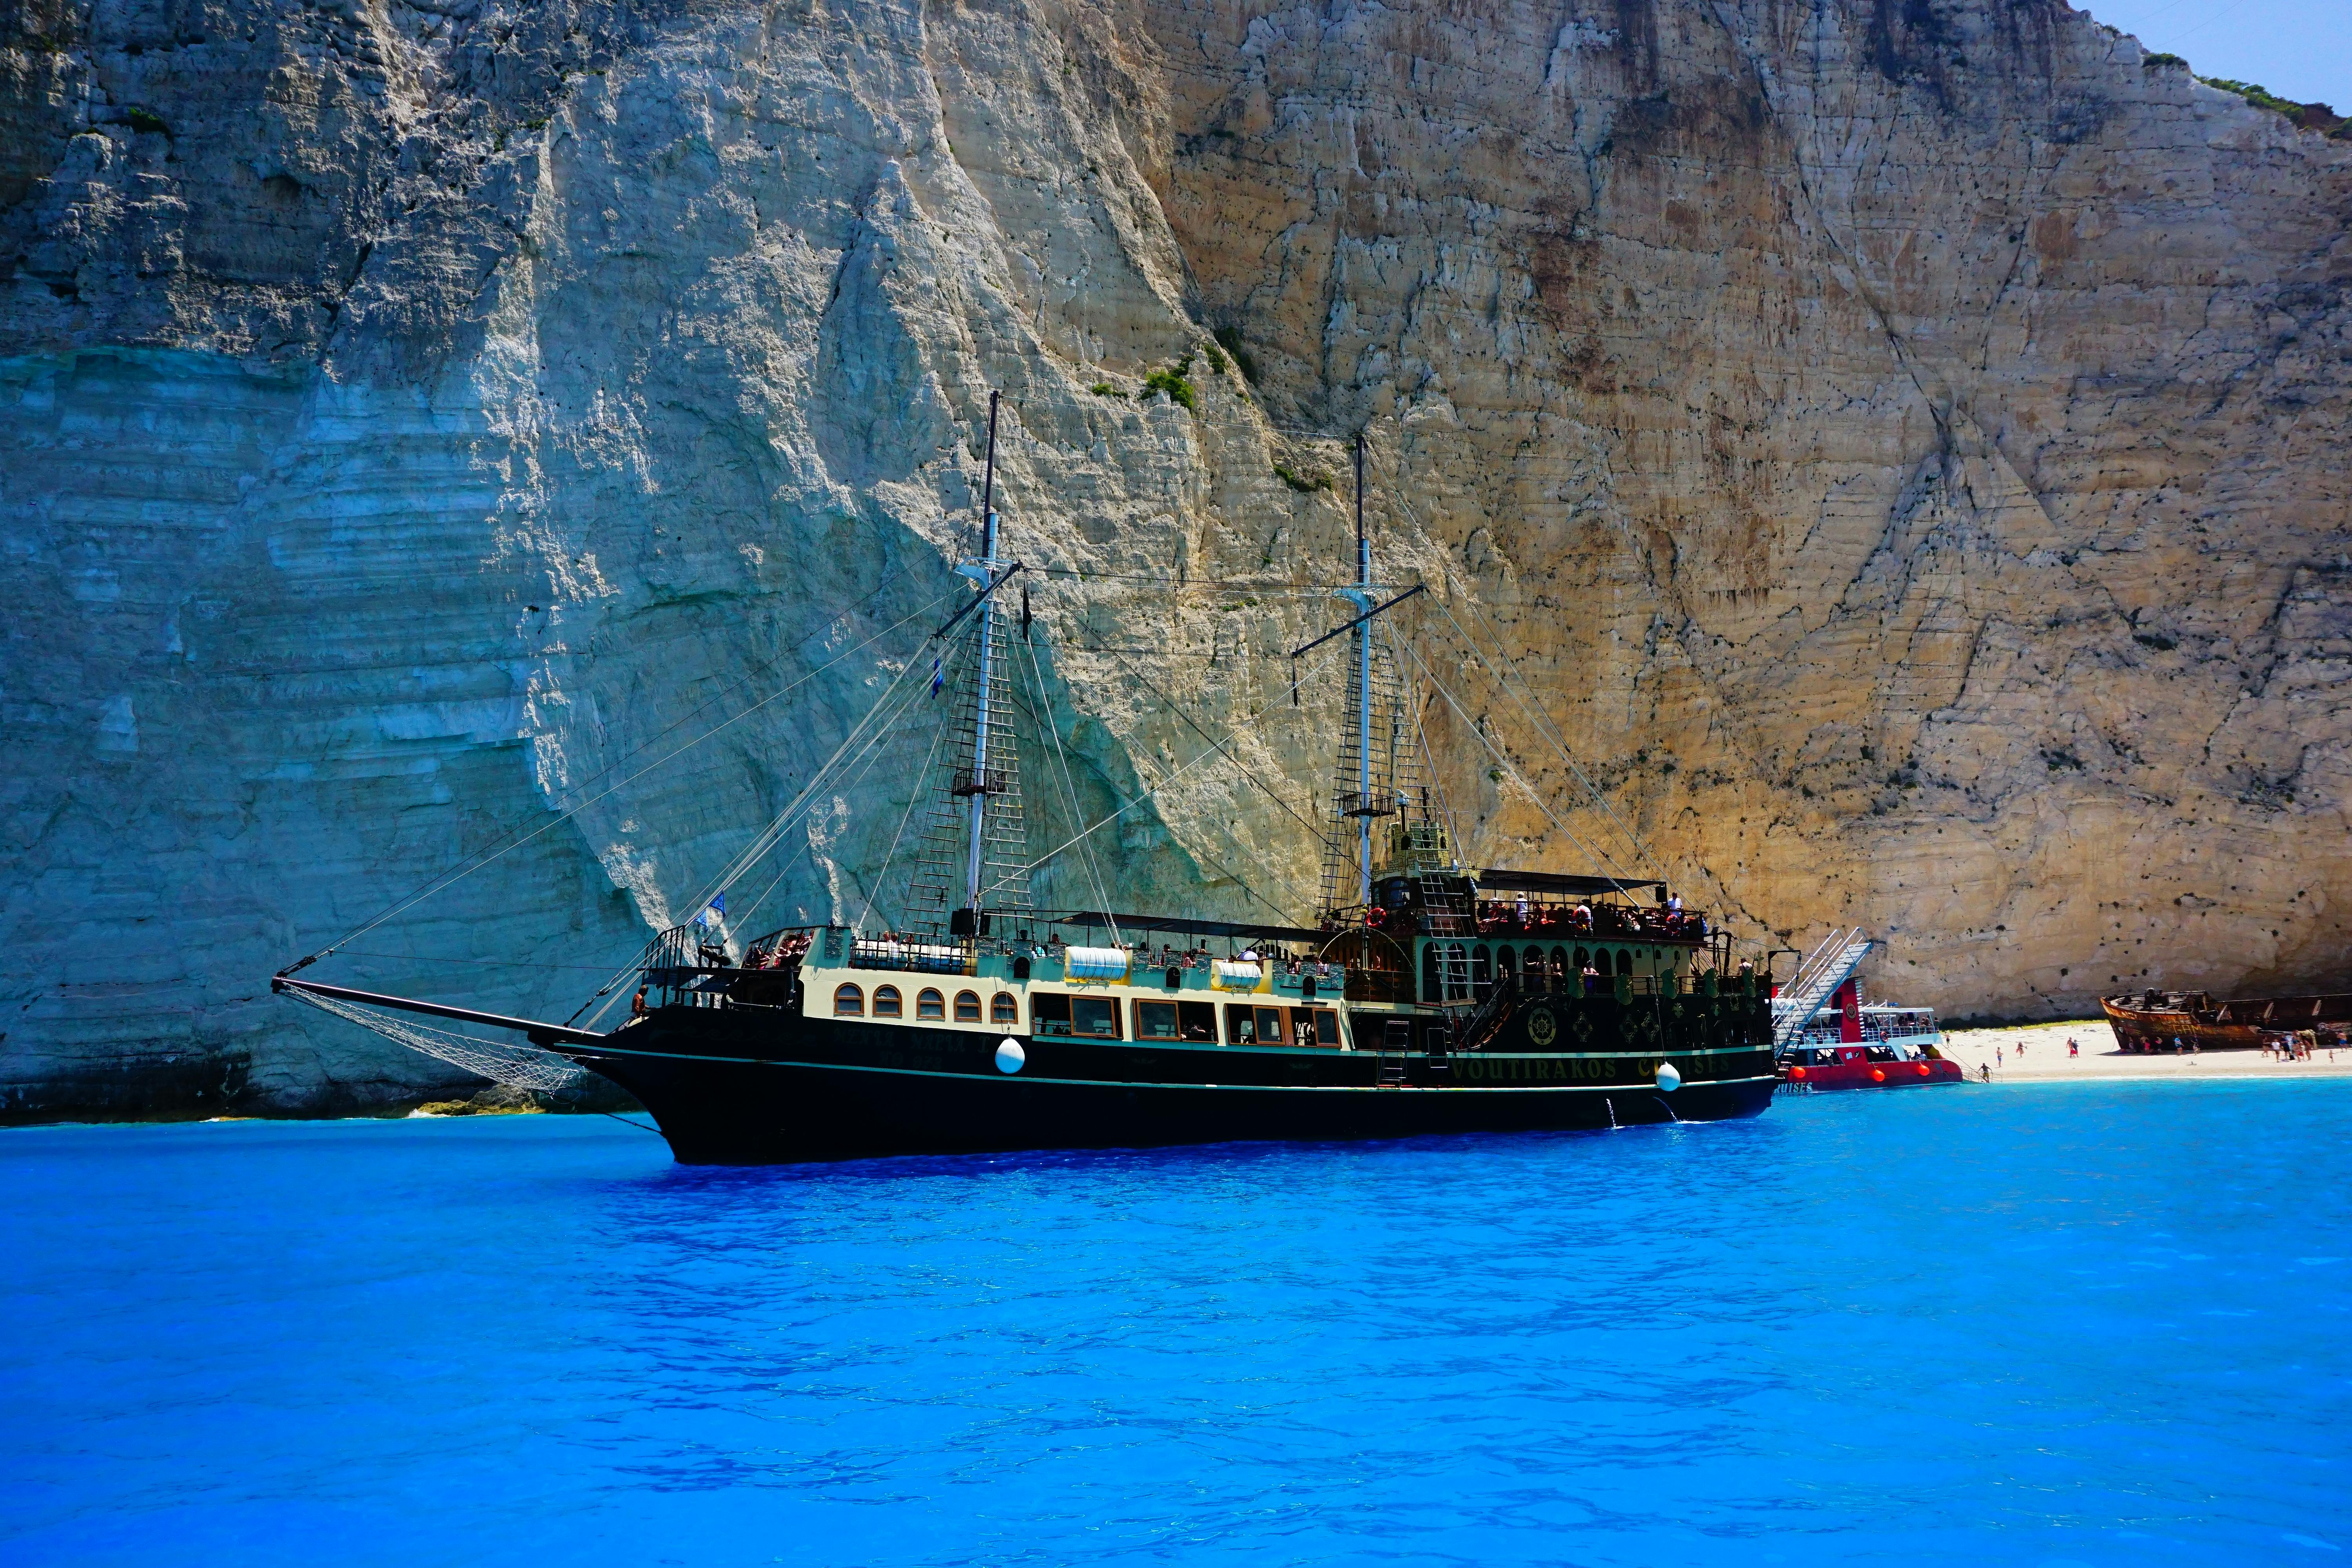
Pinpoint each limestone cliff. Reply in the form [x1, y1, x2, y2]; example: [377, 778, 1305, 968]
[2, 0, 2347, 1118]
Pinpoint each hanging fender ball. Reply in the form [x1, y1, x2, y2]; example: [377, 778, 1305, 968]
[1654, 1061, 1682, 1093]
[995, 1038, 1026, 1074]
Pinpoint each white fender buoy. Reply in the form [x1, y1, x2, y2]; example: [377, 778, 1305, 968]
[996, 1038, 1026, 1074]
[1654, 1061, 1682, 1093]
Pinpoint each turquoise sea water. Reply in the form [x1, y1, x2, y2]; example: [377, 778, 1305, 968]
[3, 1082, 2348, 1566]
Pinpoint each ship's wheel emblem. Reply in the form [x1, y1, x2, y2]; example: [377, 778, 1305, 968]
[1525, 1007, 1557, 1047]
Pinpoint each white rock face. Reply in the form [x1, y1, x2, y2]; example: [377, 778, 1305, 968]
[1, 0, 2347, 1116]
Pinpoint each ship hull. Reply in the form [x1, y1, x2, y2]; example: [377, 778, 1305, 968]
[1780, 1058, 1966, 1091]
[566, 1009, 1776, 1164]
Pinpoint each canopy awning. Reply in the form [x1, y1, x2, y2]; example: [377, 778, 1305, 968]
[1472, 869, 1666, 898]
[1033, 910, 1330, 945]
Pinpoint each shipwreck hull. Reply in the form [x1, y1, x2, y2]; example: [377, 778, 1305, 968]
[2102, 993, 2352, 1052]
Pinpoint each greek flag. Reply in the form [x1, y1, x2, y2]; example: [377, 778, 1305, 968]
[693, 893, 726, 930]
[930, 656, 944, 696]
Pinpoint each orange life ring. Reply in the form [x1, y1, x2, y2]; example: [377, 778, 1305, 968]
[1870, 1068, 1886, 1082]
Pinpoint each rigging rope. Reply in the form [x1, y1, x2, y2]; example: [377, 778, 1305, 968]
[1393, 636, 1635, 884]
[853, 678, 956, 933]
[289, 586, 958, 972]
[674, 635, 943, 924]
[1373, 457, 1666, 879]
[1011, 636, 1355, 892]
[569, 638, 949, 1028]
[1426, 590, 1664, 880]
[1014, 627, 1120, 942]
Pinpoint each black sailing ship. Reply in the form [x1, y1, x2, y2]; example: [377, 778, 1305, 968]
[277, 398, 1779, 1162]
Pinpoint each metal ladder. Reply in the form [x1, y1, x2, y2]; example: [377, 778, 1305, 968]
[1771, 928, 1877, 1049]
[1407, 809, 1472, 1074]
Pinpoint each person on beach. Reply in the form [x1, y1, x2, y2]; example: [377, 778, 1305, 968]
[2068, 1037, 2079, 1058]
[1980, 1062, 1991, 1082]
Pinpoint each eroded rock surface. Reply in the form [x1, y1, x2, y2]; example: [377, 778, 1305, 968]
[2, 0, 2346, 1116]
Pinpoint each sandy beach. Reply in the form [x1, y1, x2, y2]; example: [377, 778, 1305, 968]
[1939, 1019, 2352, 1083]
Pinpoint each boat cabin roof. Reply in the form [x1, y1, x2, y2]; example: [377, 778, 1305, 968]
[1042, 910, 1329, 944]
[1473, 869, 1666, 898]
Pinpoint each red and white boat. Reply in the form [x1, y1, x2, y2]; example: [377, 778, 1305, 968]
[1770, 931, 1965, 1091]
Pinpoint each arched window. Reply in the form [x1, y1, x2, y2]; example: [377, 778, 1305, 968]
[873, 985, 902, 1018]
[1615, 949, 1633, 976]
[916, 988, 945, 1020]
[833, 983, 864, 1016]
[1495, 946, 1515, 982]
[1472, 946, 1492, 985]
[991, 992, 1019, 1025]
[1573, 946, 1590, 971]
[1526, 946, 1546, 992]
[1550, 946, 1568, 980]
[954, 990, 982, 1023]
[1422, 942, 1440, 1002]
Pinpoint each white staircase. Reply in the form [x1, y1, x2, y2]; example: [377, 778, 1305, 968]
[1771, 928, 1877, 1049]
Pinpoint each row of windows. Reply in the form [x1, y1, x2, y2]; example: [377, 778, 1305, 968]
[834, 984, 1019, 1023]
[830, 983, 1341, 1047]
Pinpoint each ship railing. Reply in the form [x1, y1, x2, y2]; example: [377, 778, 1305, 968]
[849, 936, 970, 974]
[1431, 969, 1746, 1005]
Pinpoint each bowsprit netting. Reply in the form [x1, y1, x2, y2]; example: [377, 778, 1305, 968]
[283, 985, 584, 1093]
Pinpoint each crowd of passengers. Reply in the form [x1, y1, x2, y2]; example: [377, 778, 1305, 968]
[1366, 892, 1707, 940]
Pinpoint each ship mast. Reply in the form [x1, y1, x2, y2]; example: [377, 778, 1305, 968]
[965, 393, 1002, 915]
[1352, 432, 1374, 915]
[898, 390, 1033, 941]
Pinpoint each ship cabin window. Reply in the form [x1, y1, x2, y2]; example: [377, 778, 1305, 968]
[1290, 1007, 1340, 1048]
[991, 992, 1019, 1025]
[1495, 947, 1516, 984]
[954, 990, 982, 1023]
[1472, 946, 1492, 986]
[1030, 994, 1119, 1038]
[917, 987, 946, 1020]
[1226, 1004, 1290, 1046]
[872, 985, 903, 1018]
[1136, 1000, 1219, 1041]
[833, 983, 864, 1016]
[1525, 946, 1548, 991]
[1422, 944, 1438, 1002]
[1615, 949, 1633, 977]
